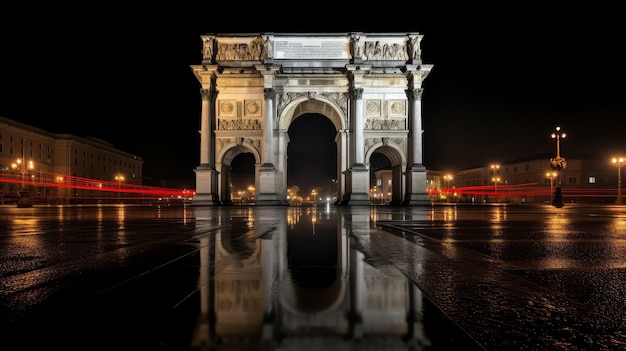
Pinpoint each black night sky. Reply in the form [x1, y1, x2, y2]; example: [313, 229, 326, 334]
[1, 5, 625, 194]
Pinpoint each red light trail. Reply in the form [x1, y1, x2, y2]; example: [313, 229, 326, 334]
[1, 170, 194, 202]
[432, 183, 619, 200]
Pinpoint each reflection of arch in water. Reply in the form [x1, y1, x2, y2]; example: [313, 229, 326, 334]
[278, 210, 348, 326]
[217, 217, 259, 260]
[212, 220, 267, 341]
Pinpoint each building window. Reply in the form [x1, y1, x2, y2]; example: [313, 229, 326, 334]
[568, 176, 577, 184]
[588, 176, 596, 184]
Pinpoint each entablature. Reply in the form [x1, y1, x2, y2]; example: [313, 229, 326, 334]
[197, 32, 429, 70]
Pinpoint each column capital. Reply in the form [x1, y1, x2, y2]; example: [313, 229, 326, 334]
[264, 88, 276, 100]
[351, 88, 363, 100]
[200, 88, 218, 100]
[406, 88, 423, 100]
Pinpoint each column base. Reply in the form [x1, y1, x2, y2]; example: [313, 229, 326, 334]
[17, 191, 32, 208]
[552, 187, 564, 208]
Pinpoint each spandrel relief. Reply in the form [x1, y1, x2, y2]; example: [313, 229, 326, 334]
[216, 138, 261, 156]
[365, 138, 406, 151]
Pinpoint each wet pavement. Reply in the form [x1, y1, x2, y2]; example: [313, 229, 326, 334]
[1, 203, 625, 350]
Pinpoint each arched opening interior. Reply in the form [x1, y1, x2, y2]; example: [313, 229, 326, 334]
[370, 147, 402, 205]
[287, 113, 337, 203]
[229, 152, 255, 204]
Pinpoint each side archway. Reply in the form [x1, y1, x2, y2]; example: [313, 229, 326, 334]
[365, 143, 406, 205]
[217, 143, 261, 204]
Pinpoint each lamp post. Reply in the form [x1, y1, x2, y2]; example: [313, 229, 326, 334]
[11, 157, 34, 208]
[612, 157, 624, 204]
[490, 164, 500, 203]
[115, 175, 125, 204]
[550, 126, 567, 207]
[443, 174, 453, 202]
[491, 176, 500, 202]
[546, 171, 557, 203]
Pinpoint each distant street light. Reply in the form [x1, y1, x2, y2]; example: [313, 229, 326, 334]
[490, 164, 500, 202]
[115, 175, 125, 204]
[11, 157, 34, 208]
[612, 157, 625, 204]
[443, 174, 453, 201]
[550, 126, 567, 208]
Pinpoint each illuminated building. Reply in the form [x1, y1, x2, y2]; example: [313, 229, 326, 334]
[450, 154, 615, 204]
[0, 116, 143, 204]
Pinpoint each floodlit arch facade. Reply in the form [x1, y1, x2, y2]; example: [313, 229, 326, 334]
[191, 32, 432, 205]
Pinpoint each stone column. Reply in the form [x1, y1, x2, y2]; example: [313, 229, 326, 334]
[353, 88, 365, 166]
[262, 88, 275, 168]
[345, 65, 371, 205]
[254, 67, 284, 205]
[403, 78, 430, 205]
[191, 65, 220, 206]
[407, 88, 424, 167]
[199, 88, 215, 166]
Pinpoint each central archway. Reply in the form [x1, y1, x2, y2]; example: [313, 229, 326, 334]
[278, 94, 345, 203]
[287, 113, 337, 203]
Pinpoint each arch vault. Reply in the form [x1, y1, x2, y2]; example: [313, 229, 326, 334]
[191, 32, 432, 206]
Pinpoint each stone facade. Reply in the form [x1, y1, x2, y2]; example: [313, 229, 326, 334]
[191, 32, 432, 206]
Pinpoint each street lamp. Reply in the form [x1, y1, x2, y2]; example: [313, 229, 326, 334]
[612, 157, 625, 204]
[115, 175, 125, 204]
[490, 164, 500, 202]
[443, 174, 453, 201]
[546, 171, 557, 202]
[11, 157, 34, 207]
[550, 126, 567, 207]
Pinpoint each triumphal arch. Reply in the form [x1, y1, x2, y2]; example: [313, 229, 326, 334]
[191, 32, 432, 206]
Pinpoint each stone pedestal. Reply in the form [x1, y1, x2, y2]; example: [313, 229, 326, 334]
[343, 164, 371, 206]
[193, 166, 220, 206]
[256, 164, 287, 205]
[403, 165, 431, 206]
